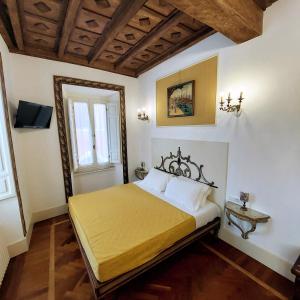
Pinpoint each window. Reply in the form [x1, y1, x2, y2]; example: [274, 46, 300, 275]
[0, 84, 15, 200]
[68, 98, 120, 172]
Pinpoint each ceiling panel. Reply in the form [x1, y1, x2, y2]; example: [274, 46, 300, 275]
[161, 25, 192, 44]
[99, 50, 121, 63]
[24, 14, 58, 37]
[128, 7, 164, 33]
[70, 28, 101, 47]
[76, 9, 110, 34]
[67, 41, 92, 56]
[134, 49, 157, 62]
[144, 0, 175, 16]
[147, 38, 173, 54]
[116, 25, 146, 45]
[105, 40, 132, 55]
[24, 31, 56, 50]
[23, 0, 65, 21]
[82, 0, 121, 18]
[123, 57, 144, 70]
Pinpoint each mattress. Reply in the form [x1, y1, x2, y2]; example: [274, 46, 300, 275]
[69, 183, 196, 282]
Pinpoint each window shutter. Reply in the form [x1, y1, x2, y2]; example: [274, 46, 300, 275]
[67, 99, 79, 171]
[107, 103, 121, 163]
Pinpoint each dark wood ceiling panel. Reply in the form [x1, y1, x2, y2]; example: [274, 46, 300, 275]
[123, 57, 144, 70]
[138, 26, 215, 74]
[105, 40, 131, 55]
[146, 37, 173, 54]
[67, 41, 92, 56]
[70, 28, 100, 46]
[134, 49, 157, 62]
[128, 7, 164, 33]
[179, 15, 205, 31]
[161, 25, 191, 43]
[88, 0, 147, 64]
[23, 0, 65, 21]
[76, 9, 110, 34]
[144, 0, 175, 16]
[24, 31, 56, 49]
[82, 0, 121, 17]
[0, 0, 277, 77]
[116, 25, 146, 45]
[98, 50, 121, 63]
[24, 14, 58, 37]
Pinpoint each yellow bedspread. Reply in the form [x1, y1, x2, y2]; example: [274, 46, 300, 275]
[69, 183, 196, 282]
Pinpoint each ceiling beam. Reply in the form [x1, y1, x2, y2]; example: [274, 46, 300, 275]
[11, 46, 136, 77]
[6, 0, 23, 50]
[137, 26, 215, 75]
[115, 10, 183, 68]
[163, 0, 264, 44]
[0, 15, 15, 50]
[88, 0, 147, 64]
[58, 0, 82, 58]
[254, 0, 278, 10]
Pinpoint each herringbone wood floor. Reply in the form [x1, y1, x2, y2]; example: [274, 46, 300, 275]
[0, 215, 294, 300]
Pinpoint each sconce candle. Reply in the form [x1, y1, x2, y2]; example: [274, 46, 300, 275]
[137, 108, 141, 119]
[220, 91, 244, 117]
[137, 107, 149, 121]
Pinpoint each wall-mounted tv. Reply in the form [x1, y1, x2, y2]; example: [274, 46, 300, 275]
[14, 100, 53, 129]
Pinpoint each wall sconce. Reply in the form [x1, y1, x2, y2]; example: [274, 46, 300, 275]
[220, 92, 244, 117]
[137, 108, 149, 121]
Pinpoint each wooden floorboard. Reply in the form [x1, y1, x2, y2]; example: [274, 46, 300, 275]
[0, 214, 294, 300]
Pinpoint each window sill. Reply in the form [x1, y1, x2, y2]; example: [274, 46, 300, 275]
[73, 165, 116, 176]
[0, 193, 17, 201]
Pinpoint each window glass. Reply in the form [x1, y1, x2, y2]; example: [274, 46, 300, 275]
[94, 103, 109, 164]
[73, 102, 93, 166]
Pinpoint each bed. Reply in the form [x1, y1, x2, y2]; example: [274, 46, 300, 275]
[69, 147, 222, 299]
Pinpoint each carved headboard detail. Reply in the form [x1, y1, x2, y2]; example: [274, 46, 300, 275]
[155, 147, 218, 188]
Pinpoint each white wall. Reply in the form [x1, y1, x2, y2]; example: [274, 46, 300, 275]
[138, 0, 300, 279]
[73, 165, 123, 194]
[0, 36, 24, 246]
[7, 53, 140, 216]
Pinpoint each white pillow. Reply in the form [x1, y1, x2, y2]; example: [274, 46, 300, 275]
[142, 168, 172, 193]
[178, 176, 212, 206]
[165, 177, 211, 211]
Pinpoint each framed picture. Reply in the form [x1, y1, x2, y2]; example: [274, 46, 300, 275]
[167, 80, 195, 118]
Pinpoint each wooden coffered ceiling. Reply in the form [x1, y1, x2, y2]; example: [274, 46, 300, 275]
[0, 0, 278, 77]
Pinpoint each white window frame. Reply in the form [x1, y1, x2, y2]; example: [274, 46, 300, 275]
[0, 83, 15, 201]
[68, 98, 121, 174]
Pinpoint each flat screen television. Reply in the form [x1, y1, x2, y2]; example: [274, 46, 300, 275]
[14, 100, 53, 129]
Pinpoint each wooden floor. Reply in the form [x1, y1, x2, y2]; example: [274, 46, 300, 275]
[0, 214, 294, 300]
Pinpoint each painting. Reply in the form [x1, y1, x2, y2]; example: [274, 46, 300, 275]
[167, 80, 195, 117]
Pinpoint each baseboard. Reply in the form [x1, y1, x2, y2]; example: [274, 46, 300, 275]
[7, 222, 33, 257]
[31, 204, 68, 224]
[7, 204, 68, 257]
[219, 227, 294, 282]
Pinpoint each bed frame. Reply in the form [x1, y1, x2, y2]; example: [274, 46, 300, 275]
[70, 214, 220, 299]
[69, 147, 222, 299]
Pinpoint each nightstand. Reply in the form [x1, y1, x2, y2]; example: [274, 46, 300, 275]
[225, 201, 270, 239]
[135, 168, 148, 180]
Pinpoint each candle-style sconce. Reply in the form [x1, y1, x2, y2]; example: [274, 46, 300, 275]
[220, 92, 244, 117]
[137, 108, 149, 121]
